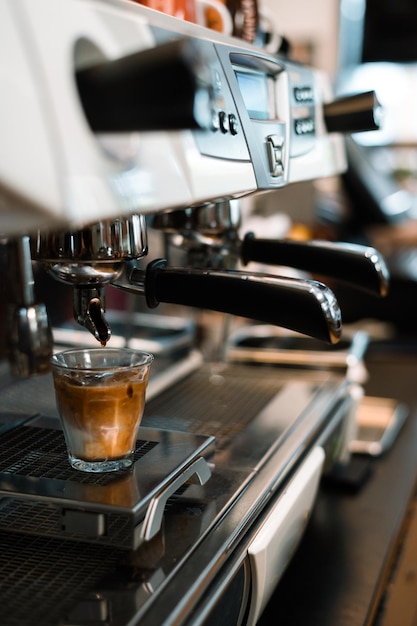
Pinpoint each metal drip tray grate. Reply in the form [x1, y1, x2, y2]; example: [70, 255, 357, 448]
[0, 425, 157, 484]
[0, 422, 214, 549]
[0, 530, 123, 626]
[144, 362, 285, 449]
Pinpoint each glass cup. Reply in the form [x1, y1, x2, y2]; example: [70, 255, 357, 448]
[51, 348, 154, 473]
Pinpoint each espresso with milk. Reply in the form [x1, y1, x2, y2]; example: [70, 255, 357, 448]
[54, 375, 147, 461]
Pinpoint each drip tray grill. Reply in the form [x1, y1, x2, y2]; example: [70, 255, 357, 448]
[0, 422, 214, 549]
[0, 425, 157, 483]
[0, 529, 123, 626]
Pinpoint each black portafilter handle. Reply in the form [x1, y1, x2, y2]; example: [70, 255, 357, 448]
[323, 90, 383, 134]
[240, 235, 390, 297]
[76, 38, 214, 132]
[138, 259, 342, 344]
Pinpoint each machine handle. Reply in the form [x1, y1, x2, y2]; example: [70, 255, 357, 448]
[323, 90, 383, 134]
[76, 38, 214, 132]
[240, 235, 389, 296]
[139, 456, 212, 542]
[142, 259, 342, 344]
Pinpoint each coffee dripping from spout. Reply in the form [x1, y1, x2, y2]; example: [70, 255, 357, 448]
[34, 215, 148, 346]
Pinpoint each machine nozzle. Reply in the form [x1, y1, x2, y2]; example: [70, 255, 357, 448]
[73, 286, 111, 346]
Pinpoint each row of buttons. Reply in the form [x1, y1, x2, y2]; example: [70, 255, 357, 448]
[212, 110, 239, 135]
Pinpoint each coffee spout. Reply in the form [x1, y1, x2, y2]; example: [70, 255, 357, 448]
[73, 286, 111, 346]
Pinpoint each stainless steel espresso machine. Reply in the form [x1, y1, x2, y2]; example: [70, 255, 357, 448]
[0, 1, 387, 625]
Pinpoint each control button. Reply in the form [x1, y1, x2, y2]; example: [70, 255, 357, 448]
[294, 117, 315, 135]
[294, 86, 314, 103]
[219, 110, 229, 133]
[228, 113, 239, 135]
[272, 161, 284, 177]
[266, 134, 284, 178]
[268, 134, 284, 150]
[213, 69, 222, 92]
[211, 110, 221, 131]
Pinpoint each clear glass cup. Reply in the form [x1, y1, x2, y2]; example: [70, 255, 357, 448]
[51, 348, 154, 473]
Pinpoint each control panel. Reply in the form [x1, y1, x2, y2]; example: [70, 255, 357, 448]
[147, 21, 347, 190]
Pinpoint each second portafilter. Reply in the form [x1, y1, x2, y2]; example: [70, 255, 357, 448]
[151, 199, 390, 298]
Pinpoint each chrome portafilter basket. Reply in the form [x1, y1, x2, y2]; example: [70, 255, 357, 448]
[152, 200, 242, 269]
[33, 214, 148, 345]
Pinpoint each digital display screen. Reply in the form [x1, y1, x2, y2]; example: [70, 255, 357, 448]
[235, 70, 272, 120]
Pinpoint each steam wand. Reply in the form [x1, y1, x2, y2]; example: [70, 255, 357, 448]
[7, 236, 53, 376]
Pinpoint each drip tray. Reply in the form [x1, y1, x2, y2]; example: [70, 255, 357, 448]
[0, 418, 214, 550]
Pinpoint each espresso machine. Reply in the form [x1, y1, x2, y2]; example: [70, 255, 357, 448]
[0, 1, 387, 625]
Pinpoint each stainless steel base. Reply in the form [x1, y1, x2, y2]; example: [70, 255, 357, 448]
[0, 361, 353, 626]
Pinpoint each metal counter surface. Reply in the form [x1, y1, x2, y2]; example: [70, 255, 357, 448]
[258, 340, 417, 626]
